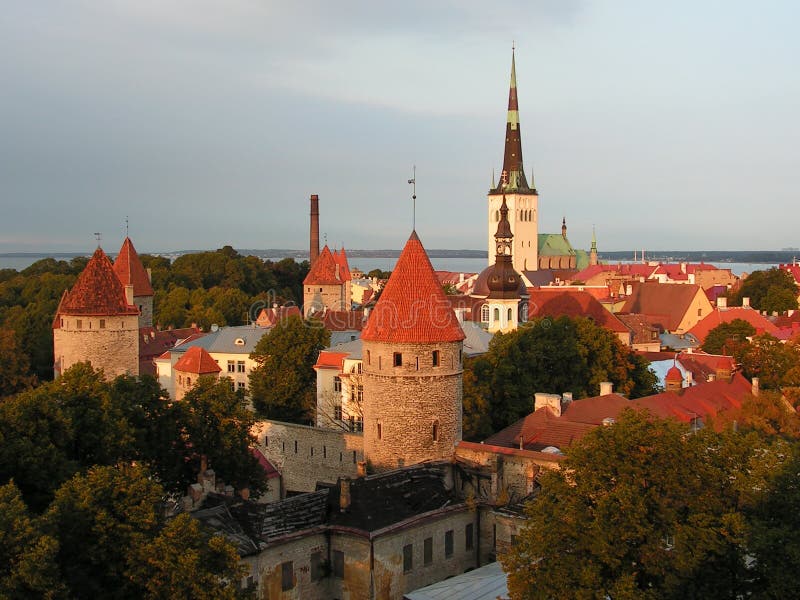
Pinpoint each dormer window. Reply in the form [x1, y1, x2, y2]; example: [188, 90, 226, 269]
[234, 338, 245, 346]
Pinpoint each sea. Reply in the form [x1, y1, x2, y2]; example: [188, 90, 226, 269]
[0, 253, 780, 277]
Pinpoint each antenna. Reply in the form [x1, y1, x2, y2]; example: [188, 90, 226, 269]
[408, 165, 417, 231]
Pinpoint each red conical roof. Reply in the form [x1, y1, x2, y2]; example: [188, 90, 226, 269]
[173, 346, 221, 375]
[59, 247, 139, 316]
[666, 365, 683, 382]
[303, 245, 346, 285]
[362, 231, 465, 344]
[113, 237, 154, 296]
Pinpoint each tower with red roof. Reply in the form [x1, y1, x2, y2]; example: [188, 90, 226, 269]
[173, 346, 221, 401]
[302, 245, 352, 316]
[360, 231, 465, 471]
[53, 246, 141, 378]
[113, 236, 154, 328]
[488, 47, 539, 273]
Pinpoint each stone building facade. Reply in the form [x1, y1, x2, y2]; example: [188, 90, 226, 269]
[303, 245, 352, 316]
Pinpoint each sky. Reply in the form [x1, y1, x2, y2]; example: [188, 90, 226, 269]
[1, 1, 798, 253]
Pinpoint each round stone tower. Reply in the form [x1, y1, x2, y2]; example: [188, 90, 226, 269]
[53, 246, 140, 379]
[360, 231, 465, 471]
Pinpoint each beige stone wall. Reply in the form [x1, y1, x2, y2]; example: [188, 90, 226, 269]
[488, 192, 538, 272]
[54, 314, 139, 379]
[304, 283, 349, 316]
[370, 506, 479, 599]
[134, 294, 153, 328]
[252, 420, 363, 495]
[362, 340, 462, 472]
[675, 288, 714, 333]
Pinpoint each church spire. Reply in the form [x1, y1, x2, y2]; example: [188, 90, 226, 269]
[493, 46, 534, 194]
[488, 196, 522, 299]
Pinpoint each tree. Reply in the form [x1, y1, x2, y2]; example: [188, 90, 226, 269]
[179, 377, 267, 496]
[249, 315, 330, 423]
[461, 317, 659, 435]
[43, 465, 164, 599]
[0, 480, 65, 598]
[734, 267, 798, 312]
[701, 318, 757, 355]
[0, 328, 36, 397]
[739, 334, 800, 390]
[501, 410, 788, 599]
[131, 513, 252, 599]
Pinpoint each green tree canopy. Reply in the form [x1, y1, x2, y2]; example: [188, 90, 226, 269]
[739, 334, 800, 390]
[249, 315, 330, 423]
[701, 318, 757, 355]
[734, 267, 798, 313]
[462, 317, 659, 439]
[501, 410, 793, 599]
[0, 328, 37, 397]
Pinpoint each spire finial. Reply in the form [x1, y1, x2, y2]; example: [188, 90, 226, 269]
[125, 216, 129, 237]
[324, 233, 328, 246]
[407, 165, 417, 231]
[93, 232, 102, 247]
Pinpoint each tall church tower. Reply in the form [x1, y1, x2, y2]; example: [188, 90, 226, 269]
[361, 231, 465, 472]
[487, 196, 525, 333]
[488, 47, 539, 273]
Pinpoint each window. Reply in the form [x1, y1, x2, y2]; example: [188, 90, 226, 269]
[393, 352, 402, 367]
[76, 319, 82, 330]
[99, 319, 105, 329]
[415, 356, 419, 370]
[227, 360, 235, 373]
[332, 550, 344, 578]
[334, 404, 343, 421]
[377, 422, 382, 440]
[237, 360, 245, 373]
[445, 530, 454, 558]
[186, 377, 191, 386]
[466, 523, 474, 551]
[432, 350, 440, 367]
[294, 440, 298, 453]
[356, 384, 363, 403]
[698, 308, 703, 317]
[403, 544, 413, 573]
[366, 350, 371, 365]
[264, 435, 268, 447]
[355, 362, 362, 374]
[334, 376, 342, 392]
[311, 552, 323, 581]
[281, 561, 294, 591]
[237, 381, 245, 391]
[493, 307, 500, 321]
[432, 420, 439, 442]
[350, 416, 363, 432]
[481, 304, 489, 323]
[424, 537, 433, 566]
[508, 308, 513, 321]
[352, 450, 357, 464]
[229, 381, 235, 392]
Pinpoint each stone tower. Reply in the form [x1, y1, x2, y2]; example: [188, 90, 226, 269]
[488, 47, 539, 273]
[589, 227, 599, 267]
[173, 346, 221, 401]
[487, 196, 525, 333]
[303, 245, 351, 316]
[113, 237, 154, 328]
[53, 247, 140, 379]
[360, 231, 465, 471]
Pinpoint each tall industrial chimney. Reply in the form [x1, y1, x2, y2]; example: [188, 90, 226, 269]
[310, 194, 320, 265]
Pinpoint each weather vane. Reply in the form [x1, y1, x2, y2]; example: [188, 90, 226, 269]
[408, 165, 417, 230]
[93, 232, 102, 246]
[125, 216, 129, 237]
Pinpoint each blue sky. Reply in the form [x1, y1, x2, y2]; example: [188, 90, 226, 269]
[1, 1, 798, 253]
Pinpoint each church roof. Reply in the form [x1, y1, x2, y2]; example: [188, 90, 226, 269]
[113, 237, 154, 297]
[173, 346, 221, 374]
[538, 233, 576, 257]
[303, 245, 347, 286]
[362, 231, 465, 344]
[59, 247, 140, 317]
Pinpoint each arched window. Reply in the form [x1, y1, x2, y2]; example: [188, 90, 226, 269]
[495, 210, 500, 222]
[493, 307, 500, 322]
[508, 308, 513, 321]
[481, 304, 489, 323]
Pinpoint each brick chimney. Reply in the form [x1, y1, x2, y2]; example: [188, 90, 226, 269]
[752, 377, 759, 397]
[310, 194, 320, 265]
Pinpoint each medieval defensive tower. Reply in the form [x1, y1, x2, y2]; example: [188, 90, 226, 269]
[360, 231, 465, 471]
[113, 236, 154, 328]
[53, 246, 140, 379]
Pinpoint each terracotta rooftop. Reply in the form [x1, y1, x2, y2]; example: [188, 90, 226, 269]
[58, 247, 140, 317]
[113, 237, 154, 297]
[313, 351, 349, 370]
[362, 231, 465, 344]
[173, 346, 221, 374]
[620, 282, 705, 332]
[528, 289, 630, 334]
[333, 247, 352, 282]
[687, 307, 779, 344]
[303, 245, 347, 286]
[255, 306, 302, 328]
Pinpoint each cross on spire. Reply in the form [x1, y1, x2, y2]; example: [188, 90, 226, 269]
[408, 165, 417, 231]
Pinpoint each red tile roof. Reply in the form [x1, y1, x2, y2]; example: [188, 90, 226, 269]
[252, 448, 280, 479]
[173, 346, 221, 374]
[318, 309, 365, 331]
[528, 289, 630, 334]
[666, 365, 683, 382]
[687, 307, 779, 344]
[362, 231, 465, 344]
[314, 351, 349, 370]
[620, 282, 705, 332]
[255, 306, 302, 328]
[780, 263, 800, 285]
[333, 247, 352, 282]
[59, 247, 140, 317]
[304, 245, 347, 286]
[484, 408, 596, 451]
[560, 394, 631, 425]
[113, 237, 154, 297]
